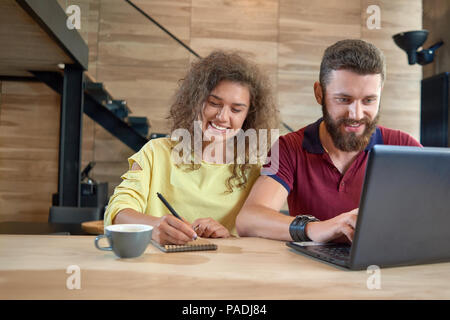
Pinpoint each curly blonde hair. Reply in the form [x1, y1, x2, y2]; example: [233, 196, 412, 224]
[168, 50, 279, 192]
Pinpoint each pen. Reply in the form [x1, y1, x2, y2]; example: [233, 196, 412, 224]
[157, 192, 182, 220]
[157, 192, 197, 240]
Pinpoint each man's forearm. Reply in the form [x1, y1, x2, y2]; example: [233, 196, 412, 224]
[236, 204, 294, 241]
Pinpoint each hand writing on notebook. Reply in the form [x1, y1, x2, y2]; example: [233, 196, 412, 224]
[156, 193, 230, 243]
[152, 215, 198, 245]
[153, 216, 229, 245]
[192, 218, 230, 238]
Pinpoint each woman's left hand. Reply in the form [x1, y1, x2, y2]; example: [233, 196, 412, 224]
[192, 218, 231, 238]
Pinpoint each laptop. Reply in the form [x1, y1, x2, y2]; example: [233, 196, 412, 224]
[287, 145, 450, 270]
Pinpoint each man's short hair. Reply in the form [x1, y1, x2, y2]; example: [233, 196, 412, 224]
[319, 39, 386, 92]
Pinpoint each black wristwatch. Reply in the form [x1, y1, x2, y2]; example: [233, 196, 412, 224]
[289, 215, 319, 242]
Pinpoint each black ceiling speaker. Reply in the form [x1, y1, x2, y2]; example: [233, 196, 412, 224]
[393, 30, 444, 65]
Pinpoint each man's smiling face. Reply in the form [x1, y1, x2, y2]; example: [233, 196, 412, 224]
[321, 69, 382, 152]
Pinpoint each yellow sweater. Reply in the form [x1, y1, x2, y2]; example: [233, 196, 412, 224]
[104, 138, 260, 235]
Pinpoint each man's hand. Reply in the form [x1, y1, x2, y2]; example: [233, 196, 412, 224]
[305, 208, 359, 244]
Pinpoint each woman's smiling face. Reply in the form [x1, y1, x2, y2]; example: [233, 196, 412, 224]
[201, 80, 250, 143]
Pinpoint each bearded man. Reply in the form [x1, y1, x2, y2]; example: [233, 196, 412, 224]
[236, 39, 422, 244]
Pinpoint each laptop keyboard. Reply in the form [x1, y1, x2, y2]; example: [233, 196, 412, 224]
[309, 245, 351, 261]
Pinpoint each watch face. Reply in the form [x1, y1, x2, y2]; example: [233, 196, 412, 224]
[303, 215, 319, 222]
[295, 215, 318, 222]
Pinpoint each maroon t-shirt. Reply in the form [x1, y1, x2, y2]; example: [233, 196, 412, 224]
[262, 118, 422, 221]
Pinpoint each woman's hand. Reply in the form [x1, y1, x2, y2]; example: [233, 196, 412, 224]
[192, 218, 231, 238]
[152, 215, 198, 245]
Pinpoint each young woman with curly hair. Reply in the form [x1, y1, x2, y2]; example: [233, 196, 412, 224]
[104, 51, 279, 245]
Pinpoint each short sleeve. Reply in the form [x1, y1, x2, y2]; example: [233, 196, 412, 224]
[261, 135, 296, 193]
[380, 127, 423, 147]
[103, 142, 154, 227]
[399, 132, 422, 147]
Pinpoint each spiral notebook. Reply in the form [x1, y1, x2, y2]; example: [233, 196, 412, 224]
[151, 238, 218, 253]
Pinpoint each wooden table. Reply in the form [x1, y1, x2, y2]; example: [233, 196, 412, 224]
[0, 234, 449, 300]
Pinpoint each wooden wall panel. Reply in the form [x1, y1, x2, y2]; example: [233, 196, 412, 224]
[190, 0, 279, 92]
[279, 0, 361, 73]
[377, 79, 421, 134]
[278, 0, 361, 131]
[277, 73, 322, 132]
[132, 0, 191, 42]
[97, 0, 191, 69]
[0, 82, 60, 222]
[361, 0, 422, 140]
[191, 0, 278, 42]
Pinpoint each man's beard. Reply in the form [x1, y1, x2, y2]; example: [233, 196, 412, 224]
[322, 102, 379, 152]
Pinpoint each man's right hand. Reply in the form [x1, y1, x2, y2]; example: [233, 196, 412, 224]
[152, 215, 198, 245]
[305, 208, 359, 244]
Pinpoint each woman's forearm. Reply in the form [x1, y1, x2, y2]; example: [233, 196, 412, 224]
[113, 208, 161, 226]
